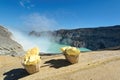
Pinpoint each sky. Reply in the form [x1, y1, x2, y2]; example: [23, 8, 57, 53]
[0, 0, 120, 31]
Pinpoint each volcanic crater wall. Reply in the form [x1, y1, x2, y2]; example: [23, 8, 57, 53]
[29, 25, 120, 50]
[0, 25, 24, 55]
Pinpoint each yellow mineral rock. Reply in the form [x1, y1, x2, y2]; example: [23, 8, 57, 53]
[23, 47, 41, 66]
[61, 46, 80, 56]
[66, 47, 80, 56]
[61, 46, 80, 64]
[61, 46, 71, 52]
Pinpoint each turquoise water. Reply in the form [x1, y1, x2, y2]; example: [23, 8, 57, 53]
[47, 42, 91, 54]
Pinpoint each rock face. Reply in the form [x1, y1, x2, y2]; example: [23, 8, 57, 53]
[0, 25, 24, 56]
[29, 25, 120, 50]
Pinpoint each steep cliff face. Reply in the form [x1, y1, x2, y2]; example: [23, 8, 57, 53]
[54, 25, 120, 50]
[0, 25, 24, 55]
[29, 25, 120, 50]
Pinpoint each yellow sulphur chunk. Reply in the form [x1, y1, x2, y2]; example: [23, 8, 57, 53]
[60, 46, 80, 56]
[60, 46, 71, 52]
[66, 47, 80, 56]
[23, 47, 41, 65]
[30, 47, 40, 55]
[24, 55, 41, 65]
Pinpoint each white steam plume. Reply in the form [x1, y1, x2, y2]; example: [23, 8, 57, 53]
[9, 28, 51, 52]
[8, 13, 59, 53]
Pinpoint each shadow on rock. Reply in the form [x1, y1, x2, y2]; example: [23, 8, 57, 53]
[45, 59, 71, 68]
[3, 68, 29, 80]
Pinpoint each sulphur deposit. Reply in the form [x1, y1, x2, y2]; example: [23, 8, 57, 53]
[61, 46, 80, 56]
[23, 47, 41, 66]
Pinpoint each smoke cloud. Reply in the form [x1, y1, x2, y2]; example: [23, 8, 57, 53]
[8, 13, 59, 53]
[9, 28, 52, 53]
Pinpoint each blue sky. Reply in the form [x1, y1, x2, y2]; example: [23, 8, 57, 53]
[0, 0, 120, 31]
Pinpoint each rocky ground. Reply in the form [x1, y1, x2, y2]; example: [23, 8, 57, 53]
[0, 25, 24, 56]
[0, 50, 120, 80]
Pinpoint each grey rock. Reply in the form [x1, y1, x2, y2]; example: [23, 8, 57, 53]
[0, 25, 24, 56]
[54, 25, 120, 50]
[29, 25, 120, 51]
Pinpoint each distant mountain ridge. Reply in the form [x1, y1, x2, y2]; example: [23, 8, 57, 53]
[29, 25, 120, 50]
